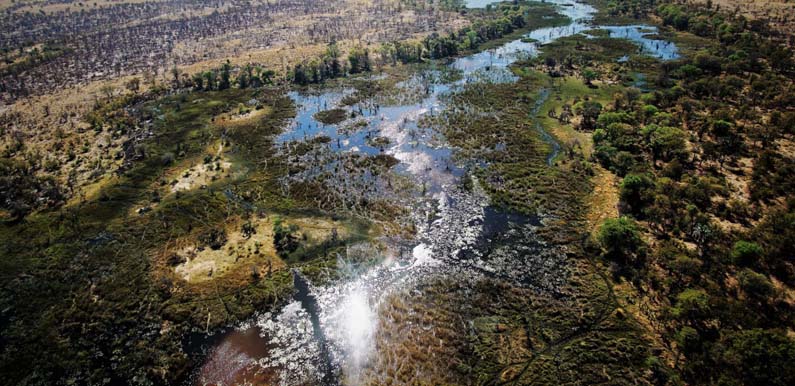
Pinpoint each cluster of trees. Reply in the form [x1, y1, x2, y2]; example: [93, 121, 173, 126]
[290, 1, 536, 84]
[182, 43, 367, 89]
[168, 3, 542, 90]
[186, 61, 277, 91]
[657, 4, 794, 74]
[602, 0, 661, 20]
[290, 4, 530, 85]
[587, 3, 795, 385]
[291, 44, 369, 85]
[0, 158, 64, 221]
[272, 216, 300, 257]
[380, 5, 528, 64]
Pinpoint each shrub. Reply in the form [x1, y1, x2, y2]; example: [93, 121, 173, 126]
[738, 268, 774, 299]
[675, 326, 701, 354]
[198, 227, 227, 250]
[273, 216, 300, 257]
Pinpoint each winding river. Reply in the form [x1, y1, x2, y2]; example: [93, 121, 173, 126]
[190, 1, 679, 385]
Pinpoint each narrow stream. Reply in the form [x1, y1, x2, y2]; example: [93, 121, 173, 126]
[190, 2, 679, 385]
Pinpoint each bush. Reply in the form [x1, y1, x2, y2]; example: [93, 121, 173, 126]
[675, 326, 701, 354]
[731, 240, 763, 266]
[198, 227, 227, 250]
[738, 268, 774, 299]
[671, 255, 703, 279]
[273, 216, 300, 257]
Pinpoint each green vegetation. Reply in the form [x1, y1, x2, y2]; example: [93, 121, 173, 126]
[291, 1, 568, 84]
[598, 216, 645, 265]
[426, 1, 795, 384]
[568, 2, 795, 385]
[0, 43, 70, 78]
[0, 85, 368, 385]
[3, 0, 795, 384]
[0, 158, 63, 221]
[411, 17, 659, 385]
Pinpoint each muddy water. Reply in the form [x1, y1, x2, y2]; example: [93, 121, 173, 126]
[192, 1, 679, 385]
[194, 326, 276, 385]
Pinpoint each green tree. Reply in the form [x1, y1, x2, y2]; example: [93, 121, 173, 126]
[260, 69, 275, 84]
[738, 268, 774, 299]
[325, 43, 342, 78]
[192, 73, 204, 90]
[619, 173, 655, 215]
[576, 100, 602, 131]
[731, 240, 763, 266]
[273, 216, 300, 257]
[598, 216, 645, 265]
[649, 125, 687, 162]
[719, 329, 795, 386]
[581, 68, 598, 86]
[675, 326, 701, 354]
[671, 288, 710, 324]
[203, 70, 216, 90]
[219, 60, 231, 90]
[348, 47, 371, 74]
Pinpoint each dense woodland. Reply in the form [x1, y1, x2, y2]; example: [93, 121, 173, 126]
[578, 1, 795, 385]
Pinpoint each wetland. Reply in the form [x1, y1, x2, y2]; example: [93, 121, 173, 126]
[2, 1, 795, 385]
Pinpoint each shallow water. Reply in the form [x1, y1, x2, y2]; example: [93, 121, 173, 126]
[192, 1, 679, 384]
[590, 25, 679, 60]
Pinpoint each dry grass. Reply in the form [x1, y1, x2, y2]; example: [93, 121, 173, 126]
[586, 165, 620, 235]
[166, 215, 347, 283]
[689, 0, 795, 39]
[172, 218, 284, 283]
[2, 0, 210, 13]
